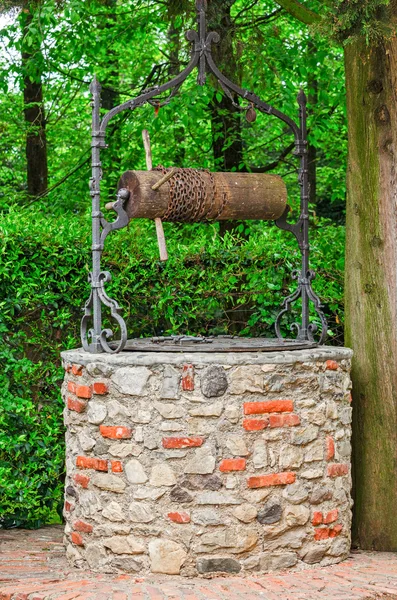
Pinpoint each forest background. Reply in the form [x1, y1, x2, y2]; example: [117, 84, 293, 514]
[0, 0, 365, 542]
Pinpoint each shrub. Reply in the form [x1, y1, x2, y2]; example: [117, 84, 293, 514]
[0, 206, 344, 527]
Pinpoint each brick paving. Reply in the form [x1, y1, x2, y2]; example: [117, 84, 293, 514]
[0, 526, 396, 600]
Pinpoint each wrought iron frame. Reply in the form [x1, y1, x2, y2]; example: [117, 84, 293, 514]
[81, 0, 328, 354]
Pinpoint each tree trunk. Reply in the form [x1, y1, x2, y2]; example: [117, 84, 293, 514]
[167, 13, 185, 166]
[344, 32, 397, 551]
[21, 3, 48, 197]
[207, 0, 245, 245]
[100, 0, 119, 113]
[307, 40, 317, 207]
[207, 0, 243, 175]
[100, 0, 121, 194]
[206, 0, 253, 332]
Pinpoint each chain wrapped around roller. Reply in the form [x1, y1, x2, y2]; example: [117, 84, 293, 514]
[154, 166, 226, 223]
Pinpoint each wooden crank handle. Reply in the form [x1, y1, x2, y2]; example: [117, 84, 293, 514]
[142, 129, 168, 262]
[155, 218, 168, 262]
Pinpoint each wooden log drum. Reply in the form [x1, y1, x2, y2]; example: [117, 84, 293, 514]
[117, 169, 287, 222]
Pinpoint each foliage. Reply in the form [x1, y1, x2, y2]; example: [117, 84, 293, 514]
[329, 0, 392, 44]
[0, 0, 347, 214]
[0, 0, 348, 527]
[0, 206, 345, 527]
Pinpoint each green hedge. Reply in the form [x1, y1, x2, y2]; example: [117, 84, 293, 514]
[0, 206, 345, 528]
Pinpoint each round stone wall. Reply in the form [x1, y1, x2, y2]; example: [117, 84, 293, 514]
[61, 346, 353, 577]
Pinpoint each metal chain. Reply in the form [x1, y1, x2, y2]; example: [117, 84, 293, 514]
[154, 166, 221, 222]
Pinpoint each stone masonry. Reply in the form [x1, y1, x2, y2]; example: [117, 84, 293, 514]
[61, 346, 353, 577]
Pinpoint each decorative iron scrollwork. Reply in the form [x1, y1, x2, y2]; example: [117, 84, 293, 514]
[81, 287, 94, 352]
[81, 272, 127, 354]
[81, 0, 328, 353]
[275, 270, 327, 344]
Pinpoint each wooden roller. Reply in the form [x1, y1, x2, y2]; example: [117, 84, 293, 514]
[117, 170, 287, 221]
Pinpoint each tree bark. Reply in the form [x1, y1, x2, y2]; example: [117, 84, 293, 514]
[207, 0, 243, 175]
[274, 0, 397, 549]
[344, 32, 397, 550]
[307, 40, 318, 207]
[206, 0, 245, 245]
[21, 3, 48, 197]
[99, 0, 121, 194]
[167, 12, 185, 166]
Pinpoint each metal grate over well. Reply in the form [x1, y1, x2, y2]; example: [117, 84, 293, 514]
[114, 336, 318, 353]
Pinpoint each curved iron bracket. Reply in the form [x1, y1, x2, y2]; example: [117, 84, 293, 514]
[81, 272, 127, 354]
[81, 0, 327, 353]
[100, 188, 130, 249]
[276, 206, 304, 249]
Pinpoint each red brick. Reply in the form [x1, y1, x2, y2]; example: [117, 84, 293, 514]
[111, 460, 123, 473]
[326, 436, 335, 461]
[93, 381, 109, 395]
[67, 381, 76, 394]
[162, 437, 204, 449]
[247, 471, 296, 488]
[312, 511, 323, 526]
[219, 458, 247, 472]
[167, 512, 191, 524]
[71, 531, 84, 546]
[324, 508, 339, 524]
[73, 473, 90, 488]
[182, 364, 194, 391]
[75, 384, 92, 399]
[243, 418, 269, 431]
[329, 524, 343, 537]
[244, 400, 294, 415]
[73, 520, 93, 533]
[67, 397, 86, 413]
[76, 456, 108, 471]
[327, 463, 349, 478]
[72, 364, 84, 376]
[326, 359, 339, 371]
[269, 413, 300, 428]
[64, 501, 73, 513]
[314, 527, 330, 541]
[349, 392, 353, 404]
[64, 363, 72, 373]
[99, 425, 132, 440]
[314, 524, 343, 541]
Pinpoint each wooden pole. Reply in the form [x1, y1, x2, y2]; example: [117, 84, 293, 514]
[142, 129, 153, 171]
[141, 130, 168, 262]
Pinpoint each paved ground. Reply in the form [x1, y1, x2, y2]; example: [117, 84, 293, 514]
[0, 526, 396, 600]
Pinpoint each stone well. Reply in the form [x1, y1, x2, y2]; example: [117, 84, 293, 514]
[61, 346, 353, 577]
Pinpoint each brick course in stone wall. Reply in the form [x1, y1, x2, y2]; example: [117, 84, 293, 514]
[61, 347, 353, 577]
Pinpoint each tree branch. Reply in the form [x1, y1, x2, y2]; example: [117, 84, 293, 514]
[26, 151, 91, 204]
[234, 0, 261, 21]
[234, 9, 283, 29]
[249, 141, 295, 172]
[273, 0, 321, 25]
